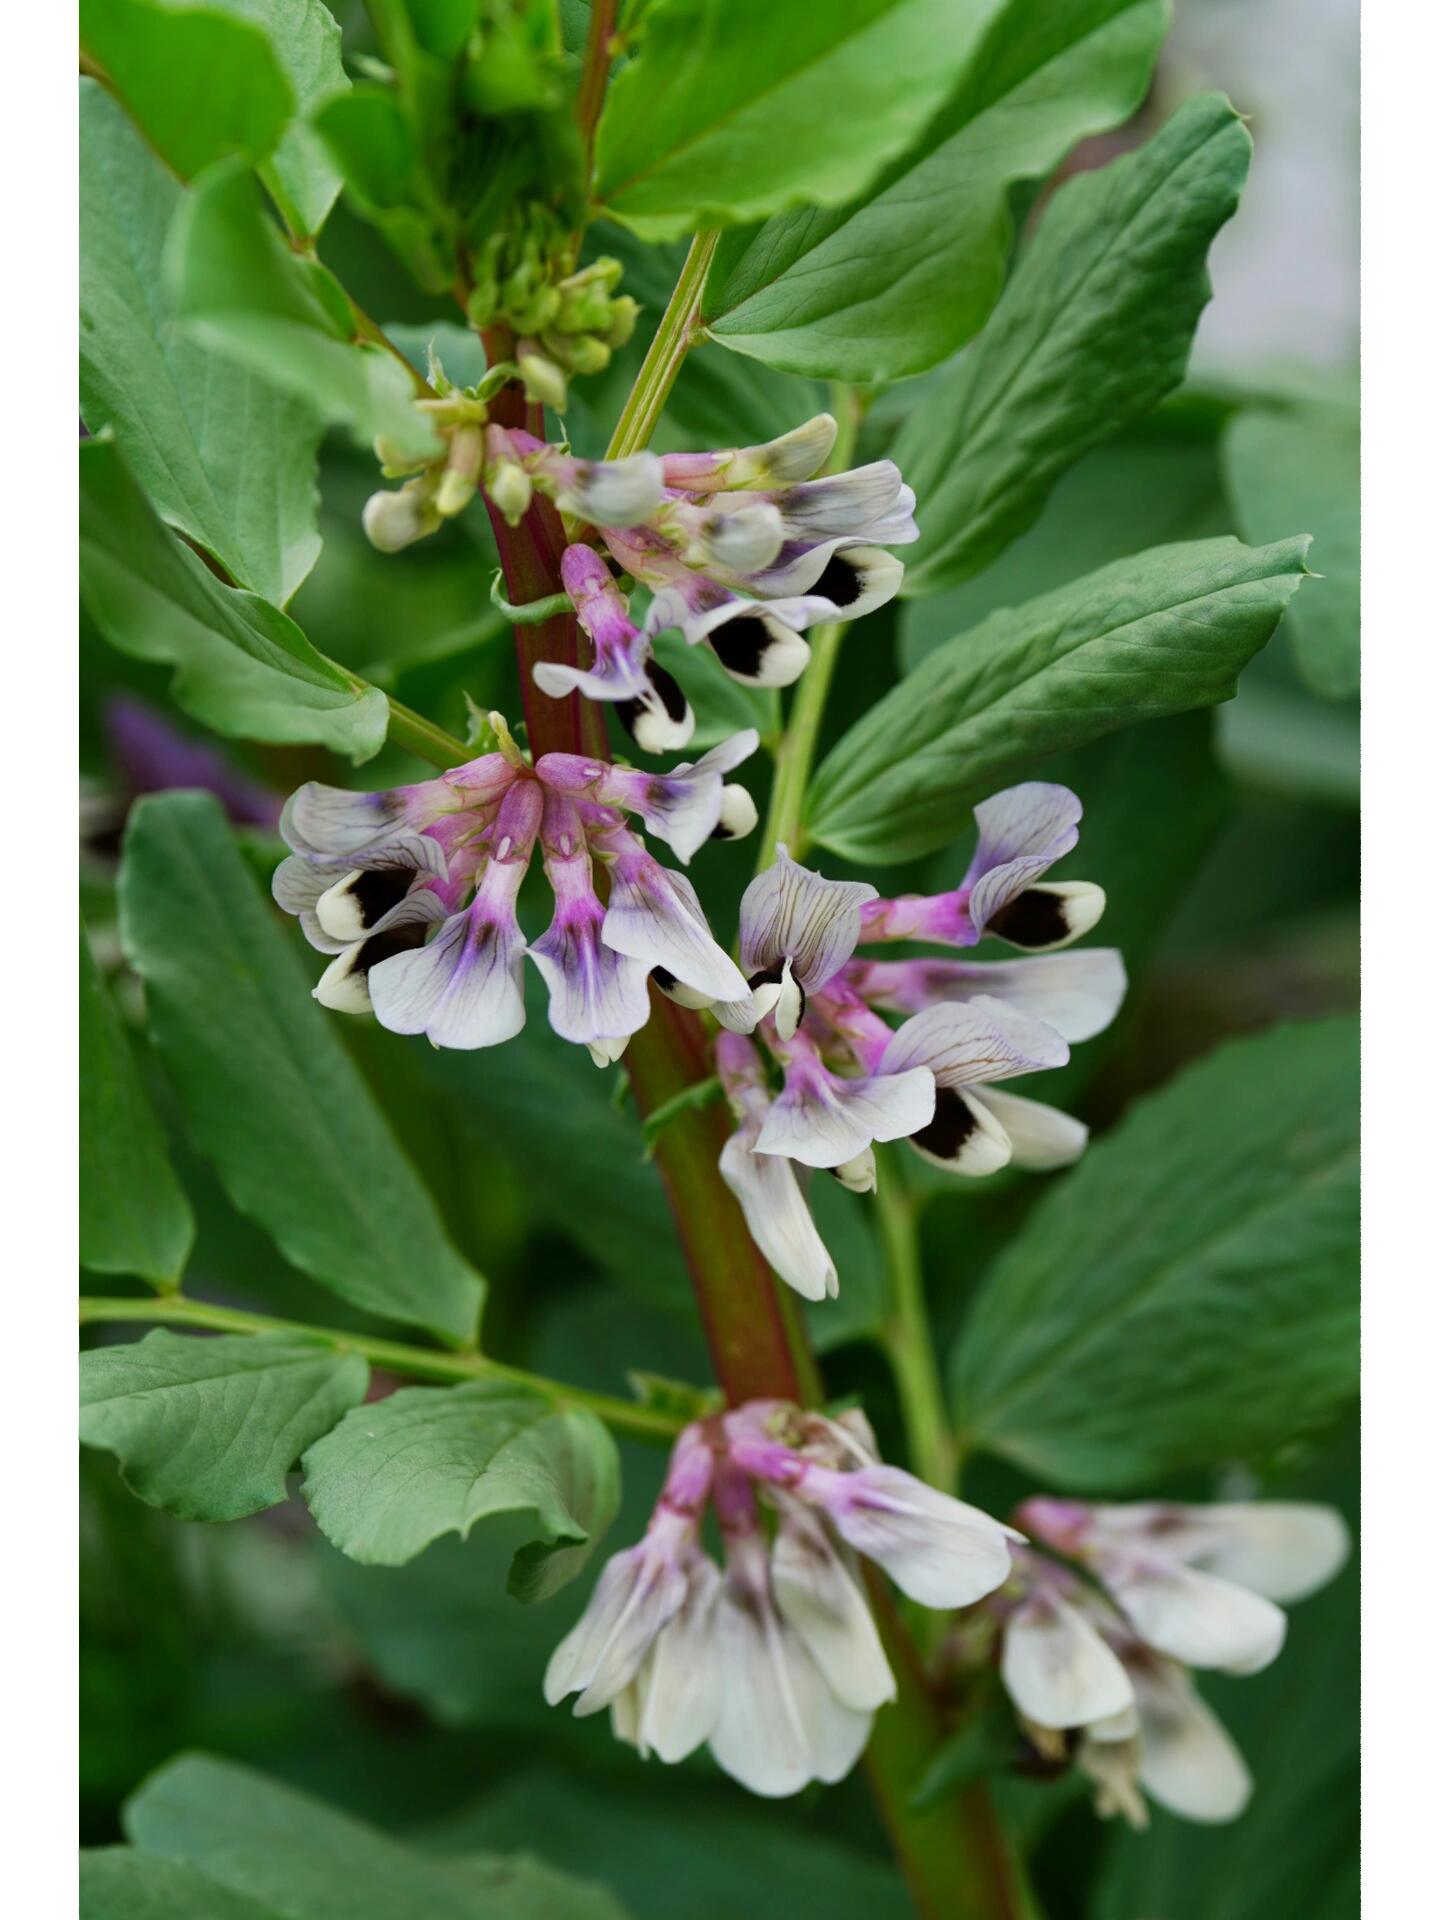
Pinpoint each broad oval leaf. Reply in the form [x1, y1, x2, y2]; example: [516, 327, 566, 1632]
[79, 1329, 368, 1521]
[1222, 403, 1360, 701]
[117, 792, 486, 1346]
[594, 0, 1006, 241]
[80, 438, 387, 763]
[704, 0, 1166, 381]
[82, 1849, 287, 1920]
[80, 81, 323, 607]
[211, 0, 350, 236]
[950, 1018, 1359, 1488]
[80, 924, 194, 1290]
[303, 1379, 620, 1599]
[122, 1754, 637, 1920]
[896, 92, 1252, 597]
[805, 534, 1310, 866]
[80, 0, 293, 182]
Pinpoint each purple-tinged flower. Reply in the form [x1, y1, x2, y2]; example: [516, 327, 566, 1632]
[877, 996, 1083, 1176]
[993, 1550, 1136, 1735]
[658, 414, 839, 493]
[274, 721, 752, 1060]
[753, 1025, 935, 1171]
[716, 847, 877, 1039]
[861, 784, 1106, 953]
[1016, 1496, 1349, 1677]
[845, 949, 1125, 1044]
[538, 544, 694, 755]
[499, 426, 664, 528]
[556, 1402, 1007, 1798]
[716, 1032, 839, 1302]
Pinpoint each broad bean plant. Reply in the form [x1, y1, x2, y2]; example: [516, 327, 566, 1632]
[78, 4, 1360, 1917]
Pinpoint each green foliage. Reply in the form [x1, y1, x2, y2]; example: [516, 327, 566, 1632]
[80, 439, 386, 760]
[82, 1848, 286, 1920]
[80, 0, 294, 182]
[79, 1330, 368, 1522]
[951, 1018, 1359, 1486]
[117, 1754, 635, 1919]
[896, 94, 1252, 596]
[1222, 404, 1361, 700]
[805, 534, 1309, 865]
[117, 792, 486, 1345]
[303, 1380, 620, 1597]
[80, 926, 194, 1290]
[209, 0, 350, 235]
[704, 0, 1167, 380]
[168, 160, 437, 457]
[594, 0, 1006, 240]
[80, 81, 323, 607]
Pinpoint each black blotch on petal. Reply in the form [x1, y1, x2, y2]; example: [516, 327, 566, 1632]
[648, 661, 690, 723]
[351, 867, 413, 928]
[813, 554, 862, 609]
[709, 616, 772, 680]
[911, 1087, 976, 1161]
[988, 888, 1070, 949]
[652, 965, 678, 991]
[354, 920, 429, 977]
[747, 962, 805, 1026]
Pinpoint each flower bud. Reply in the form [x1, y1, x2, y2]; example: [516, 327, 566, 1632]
[517, 344, 568, 412]
[604, 296, 640, 350]
[487, 455, 533, 528]
[434, 424, 484, 518]
[362, 478, 441, 553]
[559, 332, 612, 376]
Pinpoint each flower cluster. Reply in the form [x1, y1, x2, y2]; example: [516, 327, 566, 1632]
[972, 1496, 1349, 1827]
[273, 719, 758, 1062]
[706, 784, 1124, 1299]
[546, 1402, 1017, 1797]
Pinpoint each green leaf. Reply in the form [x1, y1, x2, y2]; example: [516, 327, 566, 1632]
[82, 1848, 286, 1920]
[79, 438, 387, 762]
[593, 0, 1007, 241]
[896, 93, 1252, 596]
[80, 80, 322, 607]
[80, 0, 293, 182]
[117, 792, 485, 1346]
[207, 0, 350, 235]
[704, 0, 1167, 380]
[950, 1018, 1359, 1488]
[80, 925, 194, 1290]
[806, 534, 1310, 865]
[79, 1329, 368, 1522]
[169, 159, 438, 457]
[1222, 405, 1360, 700]
[303, 1380, 620, 1596]
[1096, 1438, 1358, 1920]
[124, 1753, 635, 1919]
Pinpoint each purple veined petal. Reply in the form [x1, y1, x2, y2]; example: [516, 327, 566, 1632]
[1098, 1551, 1287, 1677]
[846, 950, 1127, 1044]
[858, 889, 976, 946]
[763, 461, 907, 539]
[280, 780, 456, 877]
[815, 1463, 1017, 1610]
[529, 793, 652, 1052]
[960, 784, 1102, 948]
[272, 855, 350, 954]
[601, 839, 749, 1002]
[660, 414, 838, 493]
[708, 1533, 872, 1797]
[1130, 1661, 1254, 1825]
[770, 1500, 896, 1712]
[970, 1088, 1089, 1170]
[755, 1036, 935, 1171]
[632, 1554, 725, 1763]
[1000, 1590, 1136, 1732]
[569, 729, 760, 865]
[544, 1520, 695, 1715]
[1090, 1503, 1351, 1607]
[719, 1115, 839, 1301]
[738, 847, 878, 991]
[511, 429, 664, 528]
[878, 996, 1071, 1087]
[367, 860, 530, 1052]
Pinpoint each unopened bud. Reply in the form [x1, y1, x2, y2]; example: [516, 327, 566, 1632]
[559, 332, 611, 376]
[362, 478, 441, 553]
[371, 432, 431, 478]
[605, 296, 640, 350]
[517, 346, 568, 412]
[487, 456, 533, 528]
[556, 284, 613, 334]
[434, 424, 484, 517]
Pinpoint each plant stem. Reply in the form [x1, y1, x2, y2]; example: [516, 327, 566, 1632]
[576, 0, 618, 179]
[78, 1295, 683, 1444]
[383, 693, 472, 768]
[604, 230, 719, 460]
[874, 1152, 956, 1494]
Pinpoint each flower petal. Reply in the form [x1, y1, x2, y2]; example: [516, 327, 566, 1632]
[848, 949, 1127, 1044]
[368, 896, 527, 1051]
[1134, 1663, 1253, 1824]
[772, 1504, 896, 1712]
[906, 1086, 1014, 1176]
[971, 1088, 1088, 1169]
[1092, 1502, 1351, 1605]
[603, 857, 748, 1002]
[878, 996, 1070, 1086]
[1102, 1554, 1288, 1675]
[821, 1465, 1016, 1609]
[738, 849, 877, 989]
[720, 1120, 838, 1301]
[756, 1061, 936, 1170]
[1001, 1592, 1135, 1731]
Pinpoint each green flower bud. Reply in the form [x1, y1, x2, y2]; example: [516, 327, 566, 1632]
[487, 456, 533, 528]
[517, 347, 568, 413]
[604, 296, 640, 350]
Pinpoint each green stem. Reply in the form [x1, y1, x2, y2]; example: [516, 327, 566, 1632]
[576, 0, 618, 179]
[874, 1152, 956, 1495]
[78, 1295, 683, 1444]
[382, 694, 472, 768]
[604, 230, 719, 460]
